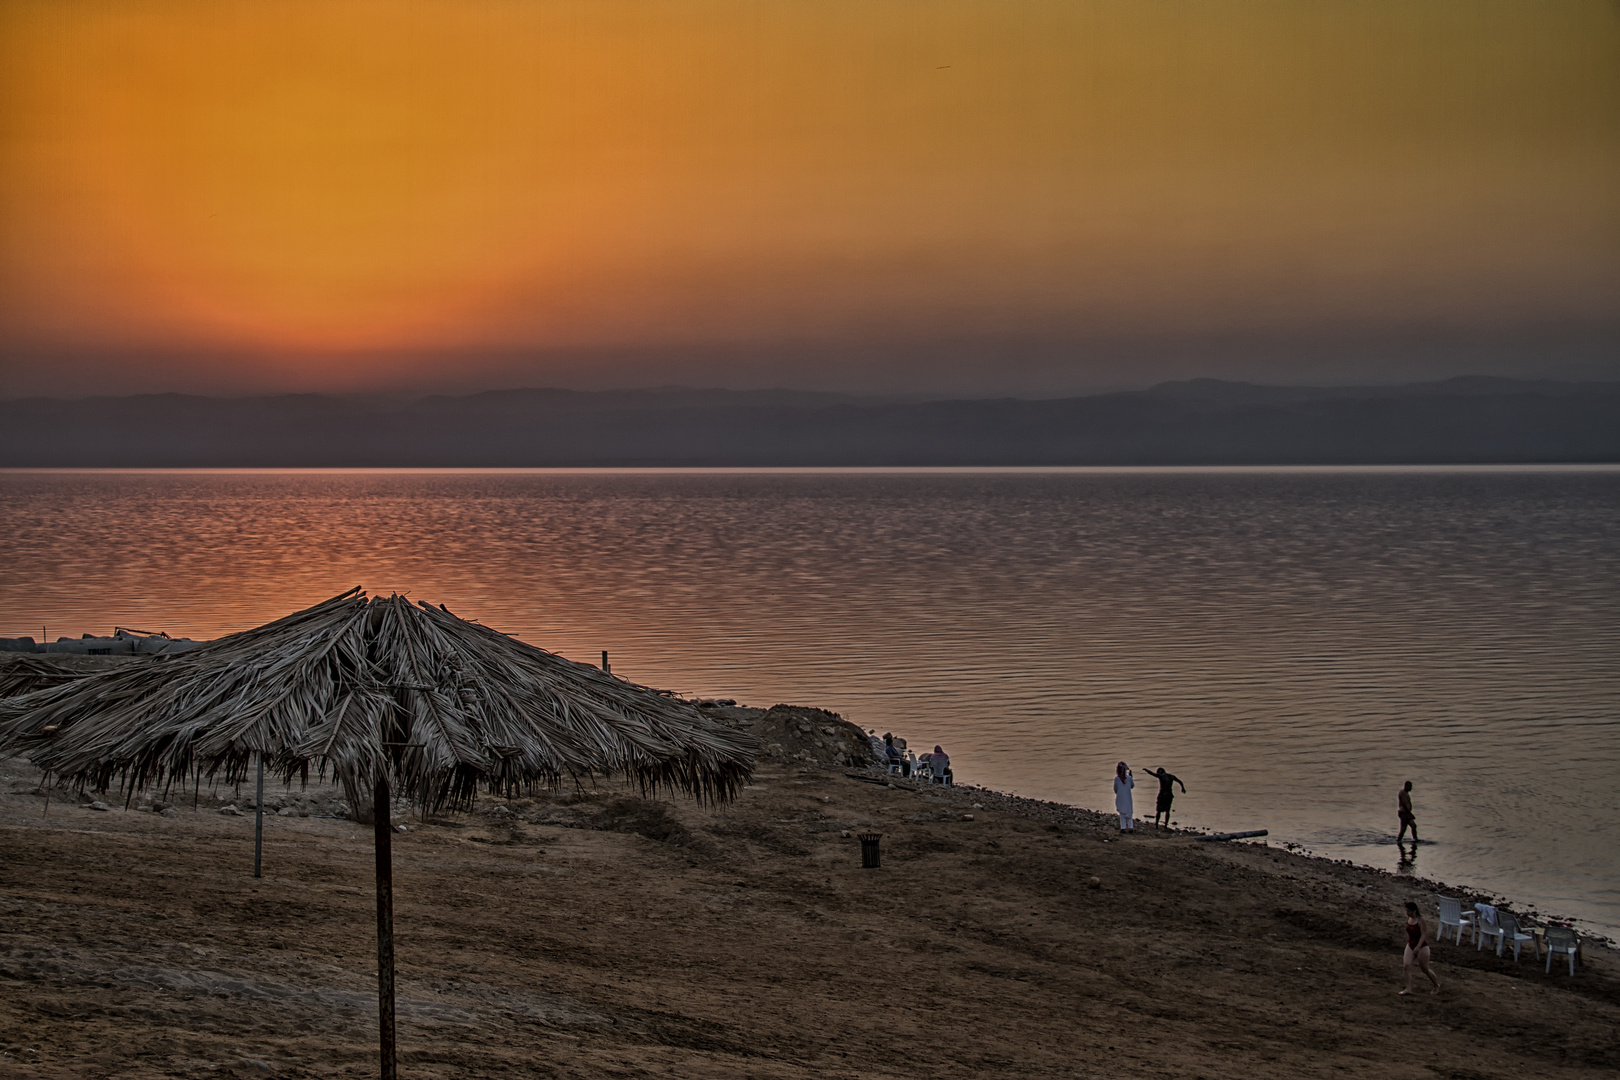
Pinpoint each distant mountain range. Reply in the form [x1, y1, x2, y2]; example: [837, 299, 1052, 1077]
[2, 376, 1617, 466]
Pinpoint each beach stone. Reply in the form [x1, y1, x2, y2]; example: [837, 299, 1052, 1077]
[219, 805, 242, 816]
[277, 807, 297, 817]
[1088, 876, 1102, 889]
[87, 800, 111, 811]
[159, 807, 178, 818]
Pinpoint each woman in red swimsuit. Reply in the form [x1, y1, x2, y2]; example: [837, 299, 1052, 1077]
[1401, 901, 1441, 995]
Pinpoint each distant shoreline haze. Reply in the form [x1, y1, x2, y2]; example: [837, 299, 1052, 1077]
[2, 377, 1617, 467]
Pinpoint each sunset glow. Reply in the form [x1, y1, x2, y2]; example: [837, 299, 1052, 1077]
[1, 0, 1616, 392]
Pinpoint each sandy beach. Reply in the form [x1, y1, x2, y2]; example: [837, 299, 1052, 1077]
[0, 696, 1614, 1080]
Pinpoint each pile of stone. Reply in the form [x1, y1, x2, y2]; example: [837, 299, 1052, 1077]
[701, 703, 877, 769]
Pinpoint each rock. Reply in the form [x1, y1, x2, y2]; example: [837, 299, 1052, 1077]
[393, 823, 407, 833]
[87, 800, 111, 811]
[220, 805, 242, 816]
[1088, 876, 1102, 890]
[961, 814, 975, 821]
[160, 807, 179, 818]
[277, 807, 297, 817]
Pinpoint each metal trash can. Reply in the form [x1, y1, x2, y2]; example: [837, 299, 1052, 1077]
[858, 832, 882, 869]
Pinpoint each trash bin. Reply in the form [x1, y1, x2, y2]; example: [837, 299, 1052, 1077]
[858, 832, 882, 869]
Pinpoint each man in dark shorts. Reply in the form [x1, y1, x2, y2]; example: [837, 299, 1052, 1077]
[1146, 767, 1186, 830]
[1398, 780, 1419, 842]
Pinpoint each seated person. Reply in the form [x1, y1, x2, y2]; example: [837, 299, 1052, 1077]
[884, 732, 904, 773]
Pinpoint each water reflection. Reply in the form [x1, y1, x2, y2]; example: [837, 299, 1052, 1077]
[0, 466, 1616, 932]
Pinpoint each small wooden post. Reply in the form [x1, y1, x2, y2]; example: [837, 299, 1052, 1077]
[252, 751, 265, 879]
[601, 650, 610, 674]
[374, 776, 397, 1080]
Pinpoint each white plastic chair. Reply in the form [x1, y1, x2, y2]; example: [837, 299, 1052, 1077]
[1473, 904, 1498, 950]
[1435, 896, 1475, 944]
[1544, 927, 1578, 975]
[1478, 911, 1534, 962]
[930, 756, 950, 785]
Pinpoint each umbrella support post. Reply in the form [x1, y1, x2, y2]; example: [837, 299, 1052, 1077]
[374, 777, 397, 1080]
[253, 752, 265, 879]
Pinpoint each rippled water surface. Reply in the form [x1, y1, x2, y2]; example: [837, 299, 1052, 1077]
[3, 467, 1617, 932]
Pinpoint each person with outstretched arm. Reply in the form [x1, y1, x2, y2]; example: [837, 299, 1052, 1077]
[1146, 767, 1186, 829]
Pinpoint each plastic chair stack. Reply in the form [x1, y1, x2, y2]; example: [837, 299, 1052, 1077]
[1478, 911, 1535, 962]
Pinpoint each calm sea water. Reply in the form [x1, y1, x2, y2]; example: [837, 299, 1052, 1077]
[2, 467, 1617, 934]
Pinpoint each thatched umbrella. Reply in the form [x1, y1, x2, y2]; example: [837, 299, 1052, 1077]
[0, 588, 755, 1079]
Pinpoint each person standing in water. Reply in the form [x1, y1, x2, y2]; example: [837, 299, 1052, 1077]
[1145, 767, 1186, 830]
[1397, 781, 1419, 843]
[1400, 901, 1441, 995]
[1113, 762, 1135, 832]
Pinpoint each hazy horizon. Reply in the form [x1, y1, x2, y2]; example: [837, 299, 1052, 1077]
[6, 370, 1620, 406]
[3, 1, 1616, 399]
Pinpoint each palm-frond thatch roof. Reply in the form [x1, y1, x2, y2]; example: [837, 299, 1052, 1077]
[0, 656, 87, 700]
[0, 589, 755, 807]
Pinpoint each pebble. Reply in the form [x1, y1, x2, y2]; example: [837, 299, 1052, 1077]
[1088, 876, 1102, 889]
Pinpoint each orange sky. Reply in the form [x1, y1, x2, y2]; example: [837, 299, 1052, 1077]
[1, 0, 1616, 395]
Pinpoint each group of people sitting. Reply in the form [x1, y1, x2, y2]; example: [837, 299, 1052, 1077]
[868, 730, 952, 784]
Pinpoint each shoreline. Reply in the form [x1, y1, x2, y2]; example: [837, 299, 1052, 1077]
[4, 734, 1619, 1077]
[705, 699, 1618, 948]
[854, 769, 1617, 951]
[3, 665, 1614, 947]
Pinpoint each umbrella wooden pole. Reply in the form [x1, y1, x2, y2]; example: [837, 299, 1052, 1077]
[374, 777, 397, 1080]
[252, 752, 265, 879]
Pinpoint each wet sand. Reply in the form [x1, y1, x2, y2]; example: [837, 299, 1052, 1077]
[2, 723, 1617, 1080]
